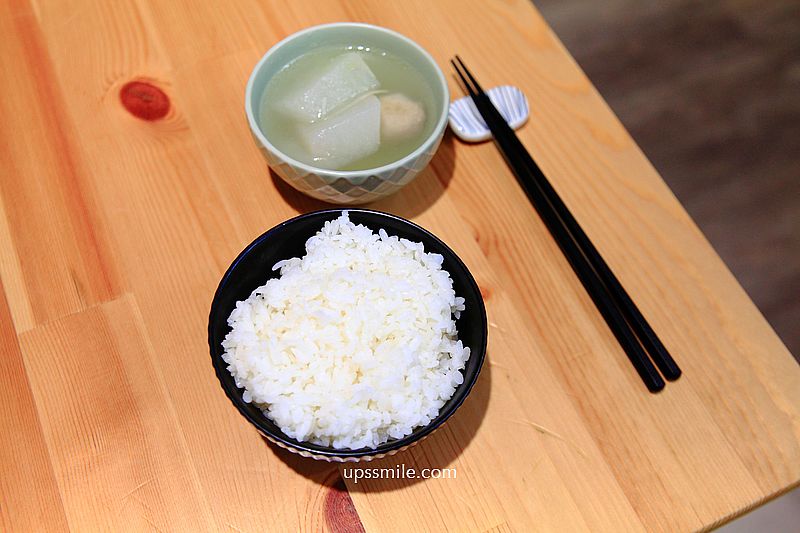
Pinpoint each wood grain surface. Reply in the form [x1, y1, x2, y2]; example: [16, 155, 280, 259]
[0, 0, 798, 531]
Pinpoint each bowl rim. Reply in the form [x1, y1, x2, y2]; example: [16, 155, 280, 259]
[208, 208, 487, 458]
[244, 22, 450, 180]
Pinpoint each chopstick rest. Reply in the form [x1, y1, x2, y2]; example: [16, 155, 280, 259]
[448, 85, 529, 142]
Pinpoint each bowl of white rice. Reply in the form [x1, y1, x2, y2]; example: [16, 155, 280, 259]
[208, 209, 487, 462]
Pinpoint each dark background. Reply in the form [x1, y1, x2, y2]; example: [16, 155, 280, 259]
[534, 0, 799, 359]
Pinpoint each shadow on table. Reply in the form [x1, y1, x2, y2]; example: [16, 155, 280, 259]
[269, 131, 457, 219]
[265, 352, 491, 492]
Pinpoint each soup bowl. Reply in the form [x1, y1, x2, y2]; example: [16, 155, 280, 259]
[245, 23, 450, 204]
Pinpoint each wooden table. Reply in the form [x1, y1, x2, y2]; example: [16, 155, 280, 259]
[1, 0, 798, 531]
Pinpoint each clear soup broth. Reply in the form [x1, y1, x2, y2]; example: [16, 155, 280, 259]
[258, 44, 437, 171]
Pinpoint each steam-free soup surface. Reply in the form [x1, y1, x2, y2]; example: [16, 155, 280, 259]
[259, 45, 436, 171]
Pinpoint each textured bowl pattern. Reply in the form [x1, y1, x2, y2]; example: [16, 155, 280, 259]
[259, 429, 436, 463]
[258, 133, 443, 205]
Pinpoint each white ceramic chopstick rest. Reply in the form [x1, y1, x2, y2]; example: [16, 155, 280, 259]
[448, 85, 529, 142]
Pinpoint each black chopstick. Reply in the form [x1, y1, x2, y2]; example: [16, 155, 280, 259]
[453, 57, 681, 382]
[452, 56, 681, 392]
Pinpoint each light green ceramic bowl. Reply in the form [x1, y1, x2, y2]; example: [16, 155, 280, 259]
[245, 23, 449, 204]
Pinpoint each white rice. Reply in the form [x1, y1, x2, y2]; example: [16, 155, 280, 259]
[222, 212, 469, 450]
